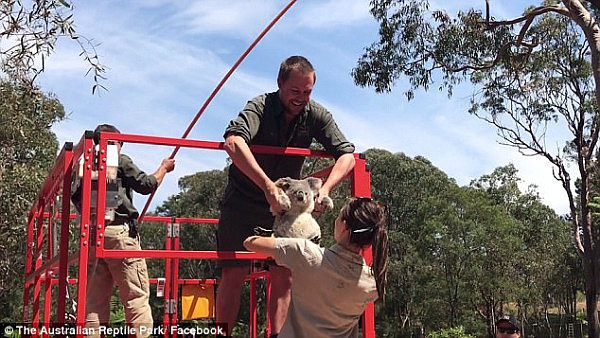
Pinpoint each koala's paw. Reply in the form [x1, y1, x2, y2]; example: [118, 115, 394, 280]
[320, 196, 334, 211]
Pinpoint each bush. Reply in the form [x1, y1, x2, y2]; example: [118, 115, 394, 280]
[427, 326, 476, 338]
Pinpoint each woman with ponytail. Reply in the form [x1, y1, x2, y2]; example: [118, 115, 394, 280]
[244, 197, 389, 338]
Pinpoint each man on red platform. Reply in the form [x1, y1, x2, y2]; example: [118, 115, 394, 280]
[215, 56, 355, 337]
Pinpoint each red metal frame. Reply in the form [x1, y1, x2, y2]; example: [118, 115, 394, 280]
[21, 131, 376, 338]
[23, 141, 75, 329]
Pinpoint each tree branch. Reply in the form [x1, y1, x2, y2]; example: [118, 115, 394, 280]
[426, 41, 513, 72]
[516, 15, 535, 47]
[486, 5, 571, 28]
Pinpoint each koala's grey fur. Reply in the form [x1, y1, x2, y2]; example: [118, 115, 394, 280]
[272, 177, 334, 240]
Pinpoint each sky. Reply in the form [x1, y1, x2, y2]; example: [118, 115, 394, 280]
[34, 0, 571, 215]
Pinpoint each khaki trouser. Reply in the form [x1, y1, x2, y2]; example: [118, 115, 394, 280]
[84, 223, 152, 337]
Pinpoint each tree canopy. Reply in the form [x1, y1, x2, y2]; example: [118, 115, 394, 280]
[0, 0, 106, 92]
[353, 0, 600, 334]
[0, 79, 65, 320]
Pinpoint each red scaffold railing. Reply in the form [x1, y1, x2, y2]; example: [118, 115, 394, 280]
[21, 131, 375, 338]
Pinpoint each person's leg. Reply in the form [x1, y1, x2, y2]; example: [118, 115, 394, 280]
[108, 224, 153, 338]
[84, 253, 113, 337]
[268, 265, 292, 335]
[216, 204, 266, 336]
[112, 257, 152, 337]
[216, 265, 250, 336]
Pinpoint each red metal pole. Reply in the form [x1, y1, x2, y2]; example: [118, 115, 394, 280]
[171, 223, 180, 329]
[32, 202, 45, 332]
[137, 0, 299, 223]
[351, 154, 372, 198]
[75, 136, 94, 337]
[100, 133, 331, 159]
[43, 211, 54, 337]
[351, 154, 376, 338]
[163, 220, 172, 338]
[93, 137, 109, 258]
[56, 142, 74, 324]
[22, 210, 37, 322]
[101, 249, 268, 260]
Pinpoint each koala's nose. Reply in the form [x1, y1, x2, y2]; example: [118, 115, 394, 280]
[294, 191, 307, 202]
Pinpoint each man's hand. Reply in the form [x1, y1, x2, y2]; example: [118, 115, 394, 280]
[265, 181, 285, 215]
[313, 187, 333, 215]
[153, 158, 175, 186]
[161, 158, 175, 172]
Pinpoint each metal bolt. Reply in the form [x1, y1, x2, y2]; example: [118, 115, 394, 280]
[87, 148, 92, 153]
[100, 165, 104, 170]
[82, 233, 86, 237]
[97, 241, 101, 246]
[83, 241, 88, 246]
[99, 233, 103, 238]
[84, 224, 88, 229]
[85, 156, 90, 161]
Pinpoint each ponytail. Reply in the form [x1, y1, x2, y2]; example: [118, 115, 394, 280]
[342, 198, 389, 303]
[371, 223, 388, 303]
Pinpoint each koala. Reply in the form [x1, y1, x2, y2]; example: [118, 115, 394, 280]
[270, 177, 334, 243]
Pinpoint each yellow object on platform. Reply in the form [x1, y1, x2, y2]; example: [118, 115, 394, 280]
[181, 284, 215, 319]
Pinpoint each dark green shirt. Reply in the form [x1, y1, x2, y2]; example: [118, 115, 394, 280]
[222, 91, 354, 210]
[114, 153, 158, 221]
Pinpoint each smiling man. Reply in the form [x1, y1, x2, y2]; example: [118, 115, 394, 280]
[215, 56, 356, 337]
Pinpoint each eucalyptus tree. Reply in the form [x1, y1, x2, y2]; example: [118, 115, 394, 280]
[422, 183, 521, 335]
[472, 165, 574, 334]
[1, 0, 105, 91]
[353, 0, 600, 334]
[0, 80, 65, 321]
[365, 149, 455, 334]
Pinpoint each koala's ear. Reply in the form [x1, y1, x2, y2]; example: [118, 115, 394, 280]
[275, 177, 292, 191]
[306, 177, 322, 193]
